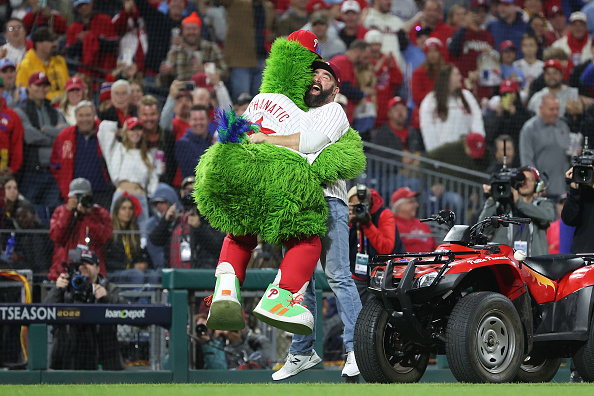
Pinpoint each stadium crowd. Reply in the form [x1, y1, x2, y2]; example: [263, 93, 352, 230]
[0, 0, 593, 375]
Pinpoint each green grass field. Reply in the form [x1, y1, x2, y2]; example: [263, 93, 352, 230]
[5, 383, 594, 396]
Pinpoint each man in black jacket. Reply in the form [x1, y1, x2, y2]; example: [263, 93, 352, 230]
[45, 248, 128, 370]
[348, 184, 405, 304]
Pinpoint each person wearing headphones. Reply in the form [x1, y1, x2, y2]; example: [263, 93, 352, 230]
[479, 166, 556, 256]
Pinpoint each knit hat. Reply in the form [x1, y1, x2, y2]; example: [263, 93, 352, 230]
[182, 11, 202, 29]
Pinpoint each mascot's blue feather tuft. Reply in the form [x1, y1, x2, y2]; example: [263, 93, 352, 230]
[215, 106, 258, 144]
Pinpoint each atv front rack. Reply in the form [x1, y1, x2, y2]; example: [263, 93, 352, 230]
[371, 249, 480, 344]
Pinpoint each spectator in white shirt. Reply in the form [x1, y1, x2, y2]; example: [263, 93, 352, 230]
[0, 19, 28, 65]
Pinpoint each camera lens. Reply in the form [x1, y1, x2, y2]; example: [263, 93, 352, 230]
[182, 193, 195, 211]
[78, 194, 94, 209]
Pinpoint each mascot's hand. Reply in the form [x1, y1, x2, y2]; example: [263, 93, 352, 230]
[249, 133, 268, 144]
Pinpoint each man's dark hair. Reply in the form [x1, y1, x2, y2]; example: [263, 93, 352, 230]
[4, 18, 24, 31]
[348, 40, 369, 51]
[31, 27, 56, 47]
[190, 104, 209, 116]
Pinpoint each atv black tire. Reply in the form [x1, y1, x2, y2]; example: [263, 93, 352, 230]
[515, 353, 562, 382]
[446, 292, 525, 383]
[573, 313, 594, 381]
[354, 297, 429, 383]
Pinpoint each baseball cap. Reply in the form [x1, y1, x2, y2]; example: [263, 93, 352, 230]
[287, 30, 322, 57]
[364, 29, 382, 44]
[387, 96, 406, 109]
[546, 5, 564, 18]
[390, 187, 418, 207]
[500, 79, 519, 94]
[65, 76, 84, 92]
[569, 11, 587, 23]
[469, 0, 488, 10]
[423, 37, 443, 52]
[80, 249, 99, 265]
[182, 11, 202, 29]
[311, 60, 341, 87]
[0, 58, 15, 71]
[465, 133, 486, 159]
[124, 117, 142, 130]
[310, 11, 328, 25]
[28, 71, 50, 86]
[543, 59, 563, 73]
[306, 0, 329, 14]
[341, 0, 360, 13]
[182, 175, 196, 189]
[68, 178, 92, 197]
[498, 40, 516, 52]
[74, 0, 91, 6]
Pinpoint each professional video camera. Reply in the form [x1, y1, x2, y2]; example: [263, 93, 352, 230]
[352, 183, 370, 222]
[490, 167, 525, 203]
[572, 138, 594, 184]
[63, 249, 91, 301]
[489, 139, 525, 203]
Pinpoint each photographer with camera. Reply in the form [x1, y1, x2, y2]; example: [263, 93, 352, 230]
[45, 248, 128, 370]
[561, 159, 594, 254]
[479, 166, 555, 256]
[149, 176, 225, 269]
[348, 184, 405, 303]
[193, 313, 228, 369]
[48, 178, 113, 281]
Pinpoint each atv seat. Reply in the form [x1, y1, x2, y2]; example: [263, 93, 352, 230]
[523, 254, 585, 281]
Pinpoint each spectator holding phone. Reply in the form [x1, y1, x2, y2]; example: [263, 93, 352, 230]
[157, 11, 227, 88]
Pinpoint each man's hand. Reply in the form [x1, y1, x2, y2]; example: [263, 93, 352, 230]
[13, 84, 21, 104]
[56, 273, 69, 289]
[160, 61, 173, 77]
[169, 80, 184, 99]
[566, 167, 580, 190]
[482, 184, 492, 195]
[66, 196, 78, 211]
[94, 284, 107, 300]
[165, 203, 177, 221]
[249, 133, 268, 144]
[511, 187, 519, 203]
[206, 71, 220, 86]
[566, 98, 584, 116]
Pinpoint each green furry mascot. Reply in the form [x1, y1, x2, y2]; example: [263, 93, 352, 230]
[194, 30, 366, 335]
[194, 35, 366, 245]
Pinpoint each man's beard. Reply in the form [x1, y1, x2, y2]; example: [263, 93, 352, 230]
[304, 84, 333, 108]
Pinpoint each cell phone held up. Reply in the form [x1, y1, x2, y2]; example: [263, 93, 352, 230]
[182, 81, 195, 92]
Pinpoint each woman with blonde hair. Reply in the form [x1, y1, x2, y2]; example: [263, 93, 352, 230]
[98, 116, 158, 230]
[54, 76, 86, 125]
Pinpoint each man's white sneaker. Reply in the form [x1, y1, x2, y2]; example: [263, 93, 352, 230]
[272, 350, 322, 381]
[341, 351, 360, 377]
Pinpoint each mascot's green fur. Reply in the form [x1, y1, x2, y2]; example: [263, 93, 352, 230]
[193, 37, 366, 245]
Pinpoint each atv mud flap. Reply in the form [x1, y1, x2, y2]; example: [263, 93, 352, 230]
[380, 258, 431, 344]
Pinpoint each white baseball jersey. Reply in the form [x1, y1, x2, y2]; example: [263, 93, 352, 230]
[245, 93, 351, 202]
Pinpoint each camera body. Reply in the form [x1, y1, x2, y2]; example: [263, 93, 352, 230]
[195, 323, 209, 337]
[181, 192, 196, 212]
[66, 249, 90, 301]
[572, 149, 594, 184]
[490, 168, 526, 203]
[352, 184, 370, 222]
[77, 193, 94, 210]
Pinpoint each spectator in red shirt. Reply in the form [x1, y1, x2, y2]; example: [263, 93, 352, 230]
[364, 30, 403, 128]
[330, 40, 370, 121]
[0, 76, 23, 178]
[22, 0, 68, 36]
[391, 187, 436, 253]
[410, 37, 445, 129]
[544, 5, 567, 46]
[338, 0, 368, 49]
[409, 0, 454, 57]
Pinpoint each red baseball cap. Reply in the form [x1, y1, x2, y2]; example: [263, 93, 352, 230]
[390, 187, 418, 207]
[387, 96, 406, 109]
[546, 5, 564, 18]
[124, 117, 142, 130]
[465, 133, 486, 159]
[469, 0, 488, 10]
[288, 30, 322, 57]
[500, 79, 519, 94]
[306, 0, 329, 14]
[28, 71, 50, 86]
[423, 37, 443, 52]
[65, 76, 85, 92]
[543, 59, 563, 73]
[312, 60, 341, 87]
[498, 40, 516, 52]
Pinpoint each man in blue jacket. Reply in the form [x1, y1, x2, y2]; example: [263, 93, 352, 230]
[487, 0, 529, 58]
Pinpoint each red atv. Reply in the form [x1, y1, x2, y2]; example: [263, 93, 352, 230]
[354, 210, 594, 383]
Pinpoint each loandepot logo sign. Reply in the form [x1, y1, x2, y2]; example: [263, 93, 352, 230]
[105, 309, 146, 320]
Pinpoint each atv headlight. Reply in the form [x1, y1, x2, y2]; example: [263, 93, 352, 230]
[370, 269, 385, 289]
[413, 271, 438, 289]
